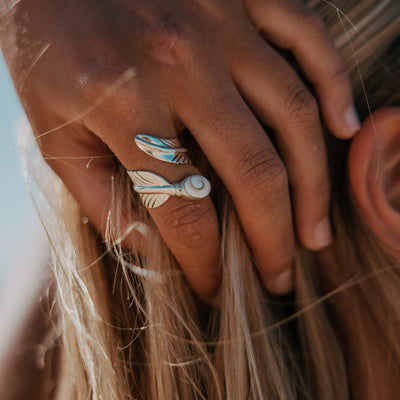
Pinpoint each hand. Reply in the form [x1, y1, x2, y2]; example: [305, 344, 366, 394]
[1, 0, 359, 302]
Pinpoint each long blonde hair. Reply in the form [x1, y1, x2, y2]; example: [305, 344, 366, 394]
[22, 0, 400, 398]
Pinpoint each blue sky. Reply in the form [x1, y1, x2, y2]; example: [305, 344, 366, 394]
[0, 55, 36, 280]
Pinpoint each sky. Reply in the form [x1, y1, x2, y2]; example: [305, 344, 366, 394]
[0, 54, 37, 286]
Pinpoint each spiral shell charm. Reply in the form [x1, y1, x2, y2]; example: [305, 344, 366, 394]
[181, 175, 211, 199]
[128, 171, 211, 208]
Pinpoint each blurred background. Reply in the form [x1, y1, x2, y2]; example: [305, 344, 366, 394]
[0, 55, 38, 293]
[0, 54, 51, 370]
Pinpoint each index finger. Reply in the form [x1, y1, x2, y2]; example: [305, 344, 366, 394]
[244, 0, 361, 138]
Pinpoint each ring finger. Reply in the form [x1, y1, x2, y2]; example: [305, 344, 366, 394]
[83, 90, 221, 303]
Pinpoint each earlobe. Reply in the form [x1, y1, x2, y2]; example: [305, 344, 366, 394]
[348, 107, 400, 256]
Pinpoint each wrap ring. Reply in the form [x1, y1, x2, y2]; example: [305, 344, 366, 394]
[128, 171, 211, 209]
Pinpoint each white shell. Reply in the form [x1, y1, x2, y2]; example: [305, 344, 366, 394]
[182, 175, 211, 199]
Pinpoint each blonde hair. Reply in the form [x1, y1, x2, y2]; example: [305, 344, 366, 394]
[22, 0, 400, 398]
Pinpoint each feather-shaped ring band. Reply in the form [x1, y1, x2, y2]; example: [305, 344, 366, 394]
[128, 171, 211, 209]
[135, 134, 191, 164]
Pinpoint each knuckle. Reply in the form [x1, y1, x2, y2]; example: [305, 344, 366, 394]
[73, 50, 124, 89]
[162, 200, 215, 247]
[284, 84, 318, 124]
[71, 56, 137, 110]
[238, 146, 288, 196]
[301, 10, 325, 33]
[47, 37, 135, 109]
[147, 16, 191, 65]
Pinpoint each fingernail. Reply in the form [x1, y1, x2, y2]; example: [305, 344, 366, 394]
[314, 217, 333, 248]
[344, 105, 361, 135]
[268, 269, 293, 294]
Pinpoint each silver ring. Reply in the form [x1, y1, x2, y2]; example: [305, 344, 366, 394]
[128, 171, 211, 209]
[135, 134, 191, 165]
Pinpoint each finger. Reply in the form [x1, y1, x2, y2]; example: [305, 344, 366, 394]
[230, 35, 332, 250]
[244, 0, 360, 138]
[176, 82, 295, 294]
[83, 94, 221, 302]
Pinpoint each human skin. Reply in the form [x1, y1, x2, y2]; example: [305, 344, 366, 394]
[0, 0, 360, 302]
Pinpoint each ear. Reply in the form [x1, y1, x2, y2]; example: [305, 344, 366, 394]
[348, 107, 400, 256]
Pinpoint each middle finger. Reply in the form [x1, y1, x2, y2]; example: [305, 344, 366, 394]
[177, 81, 295, 294]
[230, 33, 333, 251]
